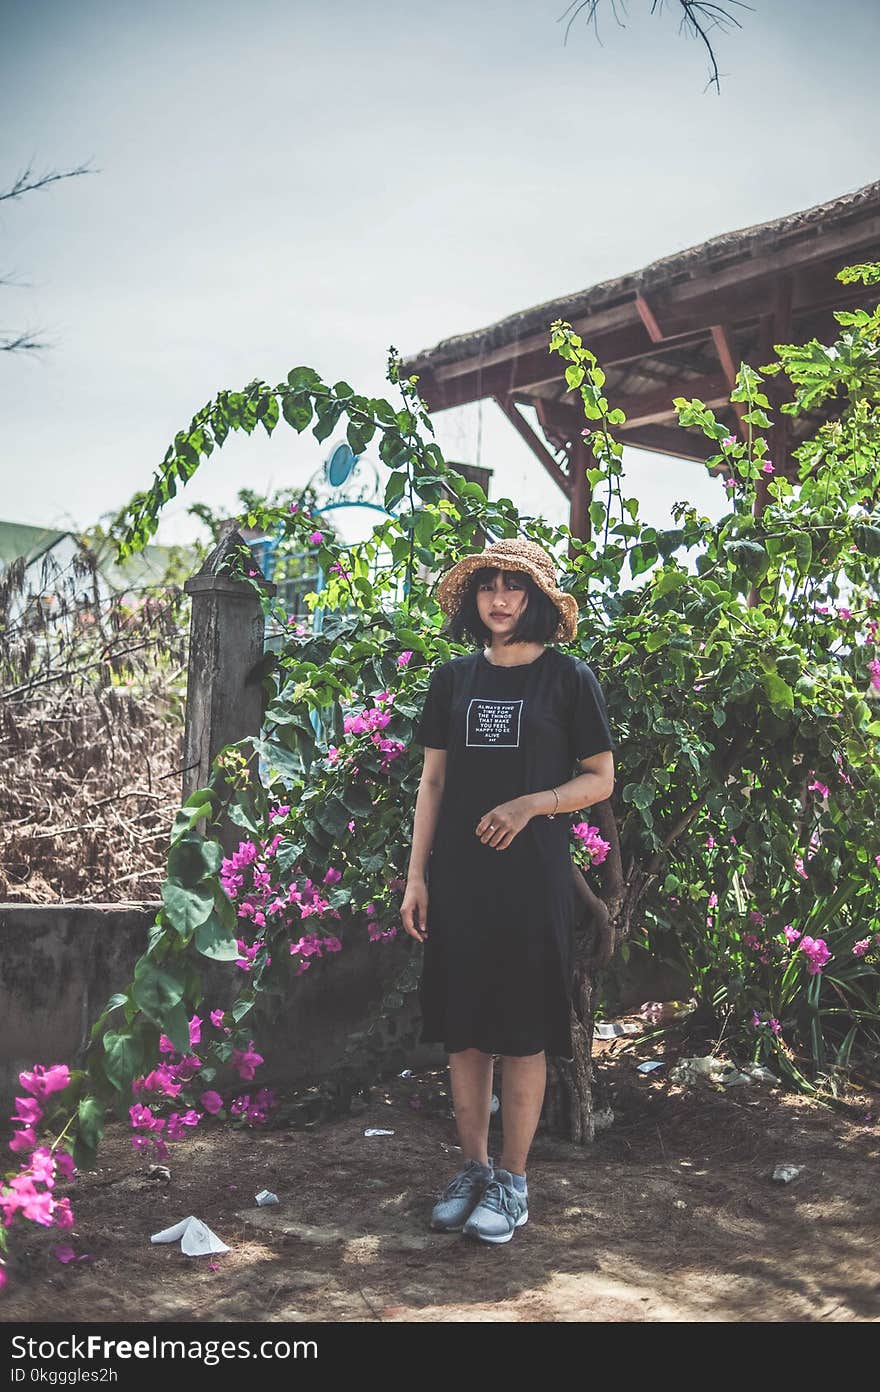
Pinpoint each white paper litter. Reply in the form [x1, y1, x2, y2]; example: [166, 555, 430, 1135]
[255, 1189, 279, 1206]
[594, 1021, 641, 1039]
[150, 1215, 229, 1256]
[637, 1061, 665, 1073]
[771, 1163, 802, 1184]
[364, 1128, 395, 1137]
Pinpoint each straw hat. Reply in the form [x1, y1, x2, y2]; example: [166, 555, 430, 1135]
[434, 538, 579, 645]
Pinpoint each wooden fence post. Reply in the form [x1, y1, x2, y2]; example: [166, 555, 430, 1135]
[182, 530, 276, 855]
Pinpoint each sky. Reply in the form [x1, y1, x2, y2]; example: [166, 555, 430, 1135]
[1, 0, 879, 553]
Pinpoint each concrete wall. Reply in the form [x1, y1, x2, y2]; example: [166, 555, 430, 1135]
[0, 904, 443, 1110]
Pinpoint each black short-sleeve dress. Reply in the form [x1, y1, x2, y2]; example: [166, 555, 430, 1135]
[413, 646, 615, 1060]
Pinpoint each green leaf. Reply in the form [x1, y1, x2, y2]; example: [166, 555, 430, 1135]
[76, 1096, 105, 1154]
[102, 1031, 145, 1091]
[161, 879, 215, 937]
[167, 835, 223, 886]
[132, 958, 186, 1025]
[761, 672, 794, 711]
[195, 910, 241, 961]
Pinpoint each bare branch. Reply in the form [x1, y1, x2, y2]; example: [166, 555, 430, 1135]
[0, 159, 97, 206]
[563, 0, 755, 90]
[0, 329, 51, 353]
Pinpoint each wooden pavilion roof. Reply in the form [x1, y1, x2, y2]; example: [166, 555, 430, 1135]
[401, 181, 880, 533]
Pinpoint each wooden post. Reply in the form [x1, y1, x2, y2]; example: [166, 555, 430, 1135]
[183, 531, 276, 855]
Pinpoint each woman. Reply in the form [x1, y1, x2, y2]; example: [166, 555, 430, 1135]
[401, 538, 616, 1245]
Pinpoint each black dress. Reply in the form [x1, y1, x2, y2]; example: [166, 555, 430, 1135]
[413, 645, 615, 1060]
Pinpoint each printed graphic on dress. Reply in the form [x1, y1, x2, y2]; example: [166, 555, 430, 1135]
[465, 697, 523, 748]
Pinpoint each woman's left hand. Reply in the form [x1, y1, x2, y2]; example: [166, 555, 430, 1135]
[475, 797, 533, 850]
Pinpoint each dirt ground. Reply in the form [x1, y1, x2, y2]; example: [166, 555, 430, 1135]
[3, 1036, 879, 1324]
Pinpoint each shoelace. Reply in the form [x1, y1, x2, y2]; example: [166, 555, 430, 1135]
[477, 1177, 525, 1218]
[441, 1165, 489, 1200]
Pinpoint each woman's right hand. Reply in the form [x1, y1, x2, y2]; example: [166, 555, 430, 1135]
[402, 877, 429, 943]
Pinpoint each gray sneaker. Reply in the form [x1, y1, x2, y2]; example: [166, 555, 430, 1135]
[462, 1167, 528, 1244]
[430, 1158, 494, 1232]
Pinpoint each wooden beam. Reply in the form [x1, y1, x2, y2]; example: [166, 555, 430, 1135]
[493, 396, 571, 499]
[614, 423, 719, 464]
[635, 293, 664, 343]
[412, 258, 880, 407]
[710, 323, 750, 441]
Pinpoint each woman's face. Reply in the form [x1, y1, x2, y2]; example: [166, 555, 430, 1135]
[474, 569, 529, 637]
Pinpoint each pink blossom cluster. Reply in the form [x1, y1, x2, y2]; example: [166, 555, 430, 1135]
[798, 935, 833, 975]
[751, 1011, 782, 1036]
[364, 902, 398, 943]
[570, 822, 611, 865]
[2, 1063, 77, 1285]
[289, 933, 343, 975]
[229, 1088, 277, 1124]
[220, 834, 347, 971]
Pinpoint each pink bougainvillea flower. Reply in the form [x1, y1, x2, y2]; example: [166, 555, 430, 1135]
[751, 1010, 761, 1027]
[397, 651, 413, 668]
[53, 1197, 75, 1230]
[308, 530, 323, 545]
[853, 939, 871, 957]
[783, 924, 801, 944]
[323, 866, 342, 885]
[723, 480, 737, 493]
[19, 1188, 54, 1226]
[29, 1148, 56, 1185]
[19, 1064, 70, 1100]
[230, 1043, 264, 1082]
[838, 606, 852, 620]
[158, 1034, 176, 1055]
[188, 1015, 202, 1047]
[55, 1150, 76, 1180]
[289, 502, 299, 513]
[808, 778, 830, 799]
[706, 834, 716, 849]
[762, 461, 774, 474]
[570, 822, 611, 865]
[210, 1009, 225, 1029]
[743, 933, 761, 952]
[54, 1245, 77, 1264]
[200, 1090, 224, 1115]
[13, 1096, 42, 1127]
[770, 1018, 782, 1036]
[367, 921, 398, 943]
[708, 892, 718, 908]
[748, 910, 765, 926]
[722, 435, 738, 448]
[9, 1127, 37, 1155]
[793, 855, 808, 879]
[869, 657, 880, 691]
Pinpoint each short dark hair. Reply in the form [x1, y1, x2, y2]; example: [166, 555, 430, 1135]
[443, 565, 560, 648]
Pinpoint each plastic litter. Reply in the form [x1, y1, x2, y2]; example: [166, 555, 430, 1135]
[490, 1093, 500, 1114]
[398, 1069, 413, 1078]
[670, 1056, 730, 1086]
[772, 1164, 802, 1184]
[150, 1216, 229, 1256]
[255, 1189, 279, 1207]
[594, 1021, 641, 1039]
[741, 1062, 778, 1085]
[364, 1128, 395, 1137]
[637, 1061, 665, 1074]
